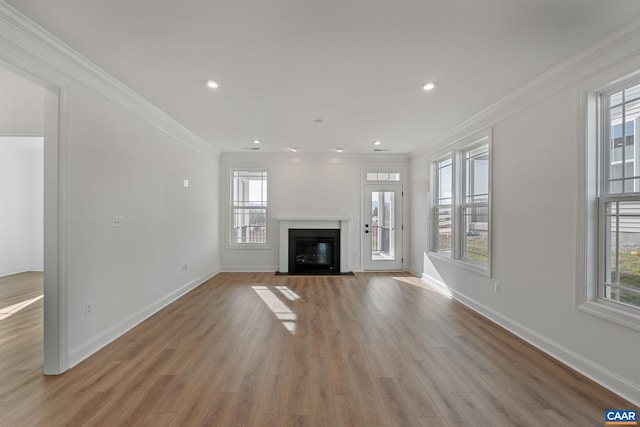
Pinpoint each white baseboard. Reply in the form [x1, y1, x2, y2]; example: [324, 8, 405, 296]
[220, 265, 278, 272]
[408, 266, 421, 277]
[0, 265, 44, 277]
[0, 267, 27, 277]
[68, 269, 220, 368]
[220, 265, 366, 273]
[421, 273, 640, 407]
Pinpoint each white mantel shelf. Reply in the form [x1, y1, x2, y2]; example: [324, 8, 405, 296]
[276, 216, 350, 221]
[277, 217, 350, 273]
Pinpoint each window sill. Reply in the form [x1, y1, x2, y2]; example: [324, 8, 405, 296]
[226, 244, 272, 250]
[577, 300, 640, 332]
[428, 251, 491, 278]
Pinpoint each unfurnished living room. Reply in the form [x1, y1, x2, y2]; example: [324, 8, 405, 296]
[1, 1, 640, 426]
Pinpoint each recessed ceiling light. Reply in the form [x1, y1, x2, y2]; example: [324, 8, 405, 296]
[253, 140, 261, 144]
[289, 147, 298, 152]
[423, 81, 436, 91]
[374, 140, 381, 145]
[206, 80, 219, 89]
[335, 148, 344, 153]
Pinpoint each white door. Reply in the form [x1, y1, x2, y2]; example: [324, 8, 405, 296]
[363, 184, 403, 270]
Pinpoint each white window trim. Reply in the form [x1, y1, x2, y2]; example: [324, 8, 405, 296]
[577, 70, 640, 332]
[227, 167, 271, 249]
[429, 128, 493, 277]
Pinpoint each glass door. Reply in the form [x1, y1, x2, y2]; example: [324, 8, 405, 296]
[363, 184, 403, 270]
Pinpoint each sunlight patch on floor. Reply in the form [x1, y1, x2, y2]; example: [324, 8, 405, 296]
[252, 286, 297, 333]
[393, 276, 453, 299]
[275, 285, 301, 301]
[0, 295, 43, 320]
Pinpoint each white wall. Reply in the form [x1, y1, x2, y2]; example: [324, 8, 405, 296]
[220, 153, 409, 272]
[0, 1, 221, 372]
[410, 21, 640, 405]
[65, 85, 220, 365]
[27, 146, 43, 271]
[0, 143, 28, 276]
[0, 66, 44, 135]
[0, 138, 43, 276]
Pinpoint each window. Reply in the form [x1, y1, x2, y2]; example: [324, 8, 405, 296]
[435, 157, 453, 255]
[599, 79, 640, 311]
[432, 131, 491, 273]
[366, 172, 401, 181]
[462, 145, 490, 265]
[231, 170, 267, 245]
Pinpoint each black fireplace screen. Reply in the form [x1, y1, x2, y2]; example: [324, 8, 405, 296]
[288, 229, 340, 274]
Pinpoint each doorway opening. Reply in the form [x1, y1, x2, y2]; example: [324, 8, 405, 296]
[0, 63, 65, 375]
[363, 184, 403, 271]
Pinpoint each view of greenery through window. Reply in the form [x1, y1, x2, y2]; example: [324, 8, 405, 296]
[462, 146, 489, 265]
[602, 80, 640, 309]
[606, 202, 640, 307]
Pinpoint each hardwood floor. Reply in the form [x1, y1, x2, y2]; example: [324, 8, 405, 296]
[0, 272, 43, 377]
[0, 271, 636, 426]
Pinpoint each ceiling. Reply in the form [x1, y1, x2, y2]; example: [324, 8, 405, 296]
[5, 0, 640, 154]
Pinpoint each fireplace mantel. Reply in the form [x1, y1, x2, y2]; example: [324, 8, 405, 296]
[277, 217, 350, 273]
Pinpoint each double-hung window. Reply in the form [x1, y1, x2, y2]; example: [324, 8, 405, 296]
[462, 145, 490, 265]
[231, 170, 268, 245]
[599, 78, 640, 311]
[432, 131, 491, 273]
[435, 157, 453, 255]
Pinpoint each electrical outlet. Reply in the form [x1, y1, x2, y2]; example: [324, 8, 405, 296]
[181, 263, 188, 272]
[494, 282, 502, 294]
[85, 301, 94, 317]
[113, 215, 125, 227]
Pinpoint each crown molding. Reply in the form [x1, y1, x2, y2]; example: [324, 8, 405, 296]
[220, 150, 410, 165]
[411, 15, 640, 160]
[0, 1, 218, 156]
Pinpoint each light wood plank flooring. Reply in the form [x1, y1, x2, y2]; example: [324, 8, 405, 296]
[0, 272, 43, 377]
[0, 271, 636, 426]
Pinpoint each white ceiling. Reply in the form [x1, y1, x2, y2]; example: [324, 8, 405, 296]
[5, 0, 640, 154]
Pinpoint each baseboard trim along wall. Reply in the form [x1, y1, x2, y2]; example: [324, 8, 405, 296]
[220, 265, 279, 273]
[68, 269, 220, 368]
[421, 273, 640, 407]
[0, 268, 28, 278]
[0, 268, 44, 278]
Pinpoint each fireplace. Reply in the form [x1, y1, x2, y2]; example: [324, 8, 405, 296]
[288, 229, 340, 274]
[277, 218, 350, 274]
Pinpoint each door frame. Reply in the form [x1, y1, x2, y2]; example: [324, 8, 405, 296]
[0, 33, 69, 373]
[362, 183, 404, 271]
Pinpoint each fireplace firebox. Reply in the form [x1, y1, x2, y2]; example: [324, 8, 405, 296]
[288, 229, 340, 274]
